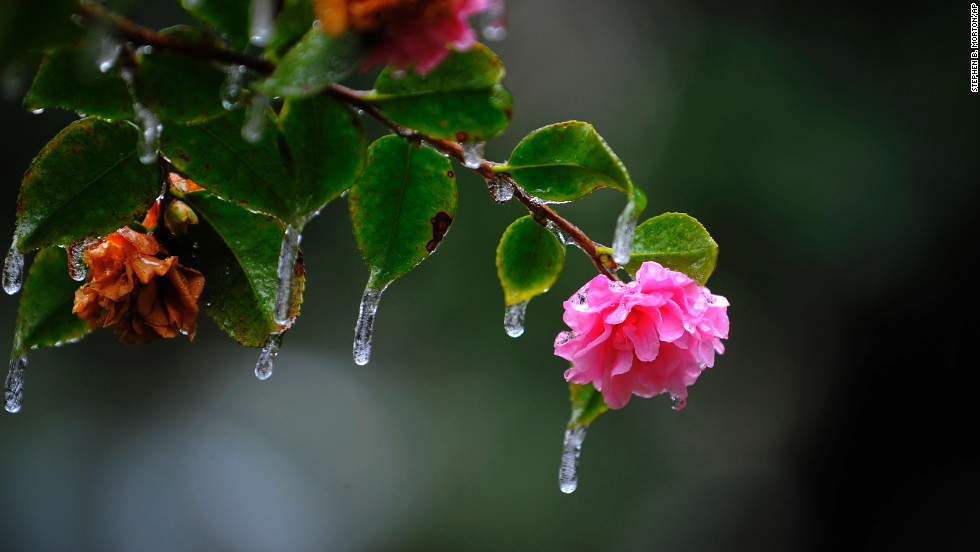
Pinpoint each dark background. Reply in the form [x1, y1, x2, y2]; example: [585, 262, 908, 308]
[1, 1, 977, 550]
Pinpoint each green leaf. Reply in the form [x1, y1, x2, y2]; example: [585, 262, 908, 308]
[133, 26, 227, 123]
[348, 136, 457, 288]
[617, 212, 719, 285]
[160, 109, 296, 221]
[23, 44, 134, 119]
[15, 118, 159, 251]
[12, 247, 91, 356]
[496, 215, 565, 305]
[259, 27, 360, 98]
[495, 121, 636, 203]
[264, 0, 314, 60]
[568, 383, 608, 429]
[0, 0, 82, 67]
[178, 0, 250, 49]
[365, 43, 512, 142]
[171, 186, 302, 347]
[278, 94, 366, 218]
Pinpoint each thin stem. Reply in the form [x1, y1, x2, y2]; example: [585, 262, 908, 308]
[75, 0, 276, 75]
[74, 3, 619, 281]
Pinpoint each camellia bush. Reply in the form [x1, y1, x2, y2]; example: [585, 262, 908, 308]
[0, 0, 730, 493]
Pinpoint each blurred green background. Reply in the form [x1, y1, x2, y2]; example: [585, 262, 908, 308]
[1, 1, 977, 550]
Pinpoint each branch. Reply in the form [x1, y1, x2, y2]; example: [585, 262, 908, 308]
[75, 0, 276, 75]
[73, 1, 620, 280]
[327, 86, 619, 280]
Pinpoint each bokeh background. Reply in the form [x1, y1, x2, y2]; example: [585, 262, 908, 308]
[1, 1, 978, 550]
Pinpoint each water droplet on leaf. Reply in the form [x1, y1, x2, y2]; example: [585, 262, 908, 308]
[558, 424, 588, 494]
[30, 108, 44, 115]
[273, 224, 301, 325]
[504, 300, 528, 338]
[353, 285, 386, 366]
[3, 240, 24, 295]
[254, 332, 283, 380]
[4, 355, 26, 414]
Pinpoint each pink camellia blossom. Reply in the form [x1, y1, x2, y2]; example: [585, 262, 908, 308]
[555, 261, 730, 410]
[316, 0, 491, 74]
[358, 0, 490, 73]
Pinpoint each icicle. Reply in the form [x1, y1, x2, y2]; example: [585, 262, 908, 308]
[503, 300, 528, 338]
[249, 0, 275, 46]
[3, 239, 24, 295]
[66, 243, 88, 282]
[221, 65, 247, 110]
[545, 220, 573, 247]
[558, 424, 588, 494]
[353, 285, 387, 366]
[273, 224, 301, 325]
[254, 332, 283, 380]
[133, 102, 162, 164]
[481, 0, 508, 41]
[487, 178, 514, 204]
[97, 35, 122, 73]
[670, 395, 687, 411]
[242, 94, 269, 144]
[5, 355, 26, 414]
[461, 142, 485, 169]
[611, 200, 638, 266]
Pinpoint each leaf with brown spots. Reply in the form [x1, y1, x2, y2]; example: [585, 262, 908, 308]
[348, 136, 457, 289]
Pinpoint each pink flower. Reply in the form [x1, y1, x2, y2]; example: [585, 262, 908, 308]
[555, 261, 730, 410]
[358, 0, 490, 73]
[315, 0, 490, 73]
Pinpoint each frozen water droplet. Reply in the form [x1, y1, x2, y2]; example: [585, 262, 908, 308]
[558, 424, 588, 494]
[487, 178, 514, 204]
[242, 94, 269, 144]
[481, 0, 508, 41]
[5, 355, 26, 414]
[3, 239, 24, 295]
[133, 102, 162, 164]
[254, 332, 283, 380]
[97, 36, 122, 73]
[670, 395, 687, 411]
[221, 65, 247, 110]
[545, 220, 574, 247]
[66, 242, 88, 282]
[249, 0, 275, 46]
[612, 201, 638, 265]
[462, 142, 485, 169]
[30, 108, 44, 115]
[504, 300, 528, 338]
[273, 224, 301, 325]
[353, 285, 386, 366]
